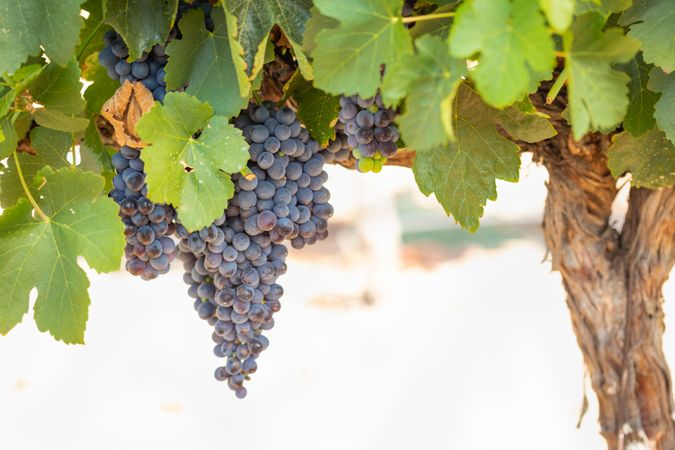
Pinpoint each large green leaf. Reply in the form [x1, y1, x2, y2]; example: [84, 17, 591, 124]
[165, 8, 250, 117]
[224, 0, 312, 79]
[103, 0, 178, 60]
[449, 0, 555, 108]
[648, 68, 675, 143]
[135, 92, 250, 231]
[564, 13, 640, 139]
[383, 35, 466, 151]
[312, 0, 412, 98]
[608, 129, 675, 188]
[0, 127, 73, 208]
[0, 0, 85, 75]
[285, 74, 340, 147]
[576, 0, 632, 15]
[620, 54, 659, 136]
[412, 84, 521, 231]
[620, 0, 675, 73]
[0, 167, 123, 343]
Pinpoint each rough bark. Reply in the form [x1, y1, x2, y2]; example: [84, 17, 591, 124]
[532, 86, 675, 448]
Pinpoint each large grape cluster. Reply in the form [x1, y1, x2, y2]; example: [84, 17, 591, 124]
[177, 103, 334, 397]
[337, 94, 400, 173]
[97, 1, 214, 102]
[109, 146, 177, 280]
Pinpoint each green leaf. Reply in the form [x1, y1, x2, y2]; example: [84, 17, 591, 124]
[0, 127, 73, 208]
[312, 0, 413, 98]
[77, 0, 108, 63]
[285, 74, 340, 146]
[409, 4, 456, 39]
[103, 0, 178, 60]
[83, 52, 120, 115]
[136, 92, 250, 231]
[619, 54, 659, 136]
[564, 13, 640, 139]
[0, 64, 45, 117]
[621, 0, 675, 73]
[0, 113, 32, 159]
[449, 0, 555, 108]
[80, 120, 114, 179]
[224, 0, 313, 79]
[33, 110, 90, 133]
[302, 6, 338, 55]
[32, 59, 86, 115]
[0, 0, 85, 75]
[576, 0, 632, 15]
[382, 35, 466, 151]
[497, 97, 557, 143]
[165, 8, 250, 117]
[608, 129, 675, 188]
[412, 84, 521, 231]
[0, 167, 124, 343]
[648, 67, 675, 143]
[539, 0, 574, 32]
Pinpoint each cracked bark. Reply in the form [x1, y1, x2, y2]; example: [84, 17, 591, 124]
[533, 86, 675, 448]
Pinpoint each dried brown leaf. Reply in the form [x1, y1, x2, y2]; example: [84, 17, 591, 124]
[101, 81, 154, 147]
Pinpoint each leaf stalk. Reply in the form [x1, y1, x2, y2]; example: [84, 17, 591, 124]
[13, 152, 50, 222]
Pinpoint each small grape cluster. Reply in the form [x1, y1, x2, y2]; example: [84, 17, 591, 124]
[98, 30, 170, 102]
[337, 94, 400, 173]
[109, 146, 177, 280]
[97, 0, 214, 102]
[178, 103, 334, 397]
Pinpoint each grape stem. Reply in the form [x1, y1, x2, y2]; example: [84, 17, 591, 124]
[13, 152, 50, 223]
[401, 11, 455, 24]
[546, 67, 568, 105]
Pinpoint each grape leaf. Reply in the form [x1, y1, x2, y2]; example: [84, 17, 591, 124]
[608, 129, 675, 188]
[0, 0, 85, 75]
[135, 92, 249, 231]
[564, 13, 640, 139]
[0, 113, 32, 160]
[382, 35, 466, 151]
[0, 64, 45, 117]
[0, 127, 73, 208]
[412, 84, 521, 231]
[302, 6, 338, 55]
[284, 74, 340, 146]
[648, 68, 675, 143]
[83, 52, 120, 116]
[539, 0, 574, 32]
[165, 8, 250, 118]
[0, 166, 123, 343]
[409, 4, 456, 39]
[103, 0, 178, 60]
[497, 98, 557, 143]
[77, 0, 108, 64]
[619, 54, 659, 137]
[620, 0, 675, 73]
[223, 0, 312, 79]
[449, 0, 555, 108]
[312, 0, 413, 98]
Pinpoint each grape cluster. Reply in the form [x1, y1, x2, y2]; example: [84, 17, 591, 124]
[337, 94, 400, 173]
[109, 146, 177, 280]
[98, 30, 170, 102]
[177, 103, 334, 397]
[97, 1, 214, 102]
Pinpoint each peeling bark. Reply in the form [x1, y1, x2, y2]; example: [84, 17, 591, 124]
[533, 84, 675, 448]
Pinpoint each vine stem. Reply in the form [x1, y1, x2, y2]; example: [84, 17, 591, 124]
[546, 67, 568, 105]
[401, 11, 455, 24]
[13, 152, 50, 223]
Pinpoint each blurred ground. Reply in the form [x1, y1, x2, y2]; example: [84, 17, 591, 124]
[1, 156, 673, 450]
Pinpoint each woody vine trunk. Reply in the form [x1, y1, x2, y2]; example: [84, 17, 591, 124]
[533, 88, 675, 449]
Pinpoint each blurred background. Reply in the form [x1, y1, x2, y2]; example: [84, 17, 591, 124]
[1, 154, 673, 450]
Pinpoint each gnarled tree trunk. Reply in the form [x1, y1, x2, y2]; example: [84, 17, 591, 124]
[534, 90, 675, 449]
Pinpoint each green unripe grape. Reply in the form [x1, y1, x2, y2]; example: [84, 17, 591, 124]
[352, 148, 364, 159]
[372, 159, 383, 173]
[357, 157, 374, 172]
